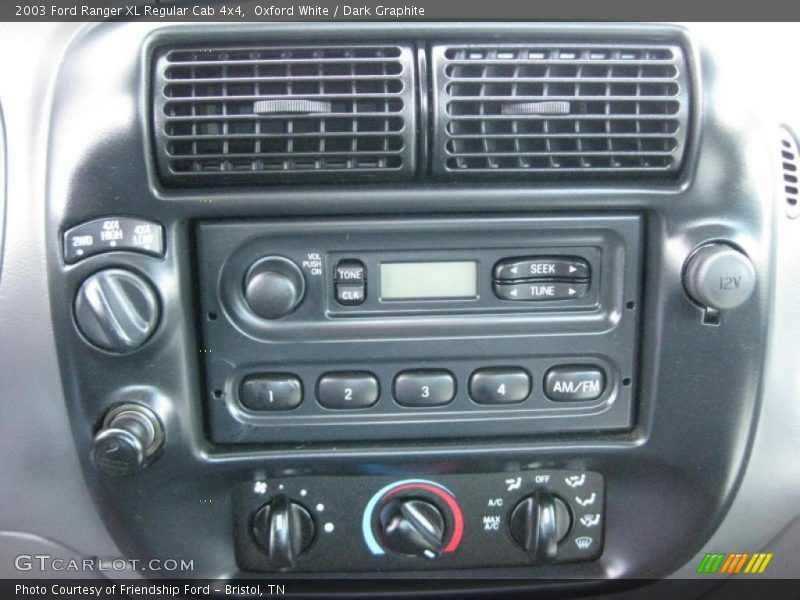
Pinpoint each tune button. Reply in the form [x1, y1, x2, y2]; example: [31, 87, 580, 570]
[494, 281, 589, 301]
[393, 370, 456, 407]
[469, 368, 531, 404]
[317, 372, 379, 409]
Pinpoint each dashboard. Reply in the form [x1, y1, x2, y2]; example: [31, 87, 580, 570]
[0, 20, 799, 593]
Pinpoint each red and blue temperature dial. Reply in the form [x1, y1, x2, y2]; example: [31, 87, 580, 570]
[362, 479, 464, 557]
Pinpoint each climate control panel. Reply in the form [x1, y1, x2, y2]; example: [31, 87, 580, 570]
[233, 470, 605, 572]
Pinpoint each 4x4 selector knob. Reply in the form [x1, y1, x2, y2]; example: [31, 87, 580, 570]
[252, 494, 316, 570]
[74, 269, 159, 353]
[244, 257, 305, 319]
[508, 489, 572, 562]
[378, 497, 446, 558]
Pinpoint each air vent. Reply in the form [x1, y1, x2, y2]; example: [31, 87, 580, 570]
[779, 128, 799, 219]
[432, 43, 690, 178]
[153, 44, 416, 186]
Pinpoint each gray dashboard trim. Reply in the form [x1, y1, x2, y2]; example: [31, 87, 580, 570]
[0, 21, 798, 585]
[0, 102, 5, 282]
[0, 22, 121, 572]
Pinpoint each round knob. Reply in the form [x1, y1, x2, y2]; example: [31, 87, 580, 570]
[91, 404, 163, 477]
[683, 243, 756, 310]
[509, 489, 571, 563]
[74, 269, 159, 353]
[244, 257, 305, 319]
[378, 497, 446, 558]
[252, 494, 316, 569]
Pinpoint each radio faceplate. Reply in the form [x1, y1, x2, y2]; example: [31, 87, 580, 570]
[196, 215, 641, 444]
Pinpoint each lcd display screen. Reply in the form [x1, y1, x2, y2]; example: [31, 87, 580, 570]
[380, 261, 478, 300]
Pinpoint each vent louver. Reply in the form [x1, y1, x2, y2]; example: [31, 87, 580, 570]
[779, 128, 799, 219]
[432, 43, 690, 178]
[153, 44, 416, 185]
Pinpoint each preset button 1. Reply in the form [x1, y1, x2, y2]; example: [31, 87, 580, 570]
[240, 373, 303, 411]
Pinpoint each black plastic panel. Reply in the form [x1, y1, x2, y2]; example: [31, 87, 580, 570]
[152, 43, 418, 186]
[195, 215, 641, 443]
[43, 22, 774, 583]
[233, 470, 605, 572]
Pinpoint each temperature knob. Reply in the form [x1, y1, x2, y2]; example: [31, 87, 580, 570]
[378, 498, 446, 558]
[252, 494, 316, 570]
[244, 257, 306, 319]
[362, 479, 464, 559]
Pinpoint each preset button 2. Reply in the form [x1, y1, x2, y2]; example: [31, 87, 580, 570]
[317, 372, 380, 409]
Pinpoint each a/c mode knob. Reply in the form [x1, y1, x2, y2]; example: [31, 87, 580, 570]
[244, 257, 306, 319]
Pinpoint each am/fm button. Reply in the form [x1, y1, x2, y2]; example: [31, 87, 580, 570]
[544, 366, 606, 402]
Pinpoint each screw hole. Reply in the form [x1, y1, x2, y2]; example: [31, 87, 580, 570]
[212, 389, 224, 399]
[626, 301, 636, 310]
[208, 311, 218, 321]
[622, 378, 632, 387]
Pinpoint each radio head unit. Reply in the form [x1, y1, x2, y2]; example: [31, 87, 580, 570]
[195, 215, 641, 444]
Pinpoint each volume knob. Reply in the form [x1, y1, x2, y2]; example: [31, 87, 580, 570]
[244, 257, 306, 319]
